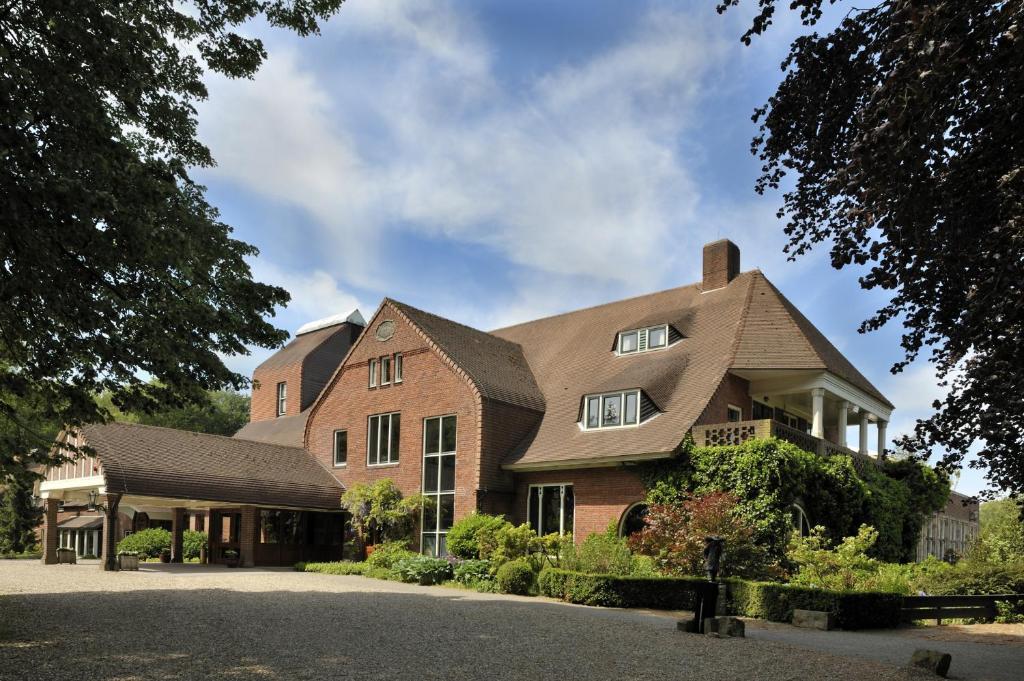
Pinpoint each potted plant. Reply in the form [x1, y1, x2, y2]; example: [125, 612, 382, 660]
[159, 549, 171, 563]
[117, 551, 140, 571]
[223, 548, 240, 568]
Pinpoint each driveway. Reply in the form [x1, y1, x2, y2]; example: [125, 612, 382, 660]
[0, 561, 976, 680]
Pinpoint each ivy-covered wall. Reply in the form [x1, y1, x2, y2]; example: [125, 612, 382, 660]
[637, 437, 949, 562]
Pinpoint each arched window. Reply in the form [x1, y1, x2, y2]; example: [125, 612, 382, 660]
[619, 502, 649, 538]
[791, 503, 811, 537]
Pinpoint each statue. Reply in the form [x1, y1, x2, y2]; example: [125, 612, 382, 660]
[703, 536, 724, 582]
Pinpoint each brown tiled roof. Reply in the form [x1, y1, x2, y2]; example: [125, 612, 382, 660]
[233, 411, 309, 448]
[83, 423, 342, 509]
[58, 516, 104, 530]
[388, 300, 546, 412]
[733, 273, 892, 407]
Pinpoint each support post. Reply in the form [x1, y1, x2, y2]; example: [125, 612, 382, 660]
[877, 420, 888, 460]
[171, 507, 186, 563]
[811, 388, 825, 439]
[859, 413, 870, 456]
[102, 493, 122, 571]
[42, 498, 59, 565]
[239, 506, 257, 568]
[836, 400, 849, 448]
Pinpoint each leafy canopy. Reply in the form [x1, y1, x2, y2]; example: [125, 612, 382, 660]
[718, 0, 1024, 495]
[0, 1, 345, 478]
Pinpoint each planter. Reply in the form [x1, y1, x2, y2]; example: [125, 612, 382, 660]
[159, 550, 171, 563]
[117, 553, 140, 571]
[223, 550, 240, 568]
[364, 545, 376, 558]
[418, 574, 436, 586]
[56, 547, 76, 565]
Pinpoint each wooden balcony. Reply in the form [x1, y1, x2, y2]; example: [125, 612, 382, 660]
[690, 419, 880, 472]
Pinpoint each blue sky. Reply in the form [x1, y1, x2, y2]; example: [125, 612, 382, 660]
[193, 0, 987, 495]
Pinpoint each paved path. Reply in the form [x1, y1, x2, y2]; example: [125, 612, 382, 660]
[0, 561, 991, 680]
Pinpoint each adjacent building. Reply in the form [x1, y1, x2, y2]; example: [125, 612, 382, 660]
[38, 240, 961, 568]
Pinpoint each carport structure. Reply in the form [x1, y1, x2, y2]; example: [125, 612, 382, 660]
[38, 423, 346, 570]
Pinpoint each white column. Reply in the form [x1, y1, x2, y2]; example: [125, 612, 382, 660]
[877, 420, 888, 460]
[859, 412, 870, 455]
[836, 400, 849, 448]
[811, 388, 825, 439]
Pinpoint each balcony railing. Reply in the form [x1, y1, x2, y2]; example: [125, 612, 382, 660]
[690, 419, 880, 472]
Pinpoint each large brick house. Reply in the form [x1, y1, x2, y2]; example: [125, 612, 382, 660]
[39, 240, 973, 568]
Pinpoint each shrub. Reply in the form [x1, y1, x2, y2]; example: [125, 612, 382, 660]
[483, 523, 538, 566]
[117, 528, 171, 558]
[916, 560, 1024, 596]
[562, 528, 636, 576]
[629, 492, 779, 580]
[395, 555, 453, 584]
[365, 541, 418, 572]
[296, 561, 367, 576]
[342, 479, 430, 544]
[182, 530, 207, 560]
[539, 568, 705, 609]
[724, 579, 902, 629]
[447, 513, 511, 559]
[496, 558, 534, 595]
[787, 524, 883, 591]
[453, 559, 493, 585]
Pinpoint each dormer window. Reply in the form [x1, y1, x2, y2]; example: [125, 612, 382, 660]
[583, 390, 641, 429]
[617, 324, 671, 355]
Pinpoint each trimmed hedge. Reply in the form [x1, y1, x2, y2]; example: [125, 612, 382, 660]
[725, 579, 902, 630]
[496, 559, 534, 595]
[295, 561, 367, 576]
[539, 569, 705, 609]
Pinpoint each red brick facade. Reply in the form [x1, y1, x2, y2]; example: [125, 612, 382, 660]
[695, 372, 753, 426]
[251, 363, 303, 421]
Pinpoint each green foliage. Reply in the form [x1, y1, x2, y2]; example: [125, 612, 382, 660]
[364, 541, 418, 573]
[182, 531, 207, 561]
[787, 525, 884, 591]
[639, 437, 949, 562]
[342, 480, 430, 544]
[116, 528, 171, 558]
[453, 559, 494, 586]
[725, 579, 903, 630]
[539, 568, 705, 610]
[970, 498, 1024, 563]
[916, 561, 1024, 597]
[495, 558, 535, 595]
[629, 491, 779, 580]
[480, 523, 538, 567]
[0, 472, 42, 554]
[96, 389, 251, 436]
[394, 556, 453, 584]
[561, 526, 655, 576]
[446, 513, 512, 559]
[295, 561, 367, 576]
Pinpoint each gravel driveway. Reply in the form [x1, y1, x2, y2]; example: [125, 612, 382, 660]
[1, 561, 935, 681]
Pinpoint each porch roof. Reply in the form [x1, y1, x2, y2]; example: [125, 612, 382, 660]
[81, 423, 344, 510]
[58, 516, 104, 530]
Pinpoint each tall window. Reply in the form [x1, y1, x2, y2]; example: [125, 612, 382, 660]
[381, 355, 392, 385]
[368, 359, 378, 387]
[276, 382, 287, 416]
[583, 390, 640, 429]
[333, 430, 348, 467]
[422, 415, 456, 556]
[528, 484, 574, 536]
[367, 413, 400, 465]
[394, 353, 403, 383]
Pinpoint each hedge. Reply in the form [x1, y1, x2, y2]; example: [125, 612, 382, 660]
[539, 569, 705, 609]
[724, 579, 902, 630]
[295, 561, 367, 576]
[539, 569, 902, 629]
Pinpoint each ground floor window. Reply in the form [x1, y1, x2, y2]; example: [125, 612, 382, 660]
[619, 502, 648, 538]
[421, 415, 456, 556]
[791, 503, 811, 537]
[528, 484, 574, 536]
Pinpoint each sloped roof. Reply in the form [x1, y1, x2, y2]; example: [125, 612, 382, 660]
[58, 516, 104, 530]
[233, 411, 309, 448]
[255, 322, 353, 372]
[388, 300, 546, 412]
[733, 273, 892, 407]
[83, 423, 342, 509]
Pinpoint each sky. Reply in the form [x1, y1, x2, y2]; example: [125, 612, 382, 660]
[192, 0, 988, 496]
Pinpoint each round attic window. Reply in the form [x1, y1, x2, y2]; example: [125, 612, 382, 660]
[375, 320, 396, 341]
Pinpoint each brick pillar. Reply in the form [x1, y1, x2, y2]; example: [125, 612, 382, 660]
[171, 507, 185, 563]
[239, 506, 257, 568]
[101, 493, 122, 571]
[42, 498, 59, 565]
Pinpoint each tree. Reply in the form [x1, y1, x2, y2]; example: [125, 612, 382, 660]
[0, 1, 346, 479]
[341, 479, 429, 546]
[969, 497, 1024, 563]
[0, 469, 43, 554]
[717, 1, 1024, 496]
[98, 388, 251, 437]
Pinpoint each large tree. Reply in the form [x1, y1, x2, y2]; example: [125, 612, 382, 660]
[719, 1, 1024, 496]
[0, 1, 345, 476]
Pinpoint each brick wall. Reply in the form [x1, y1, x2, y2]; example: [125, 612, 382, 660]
[250, 363, 303, 422]
[512, 467, 646, 542]
[694, 372, 752, 425]
[702, 239, 740, 291]
[306, 303, 481, 542]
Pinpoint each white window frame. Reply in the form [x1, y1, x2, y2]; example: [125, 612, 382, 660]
[333, 429, 348, 468]
[368, 359, 378, 388]
[727, 404, 743, 422]
[394, 353, 403, 383]
[582, 389, 641, 430]
[276, 382, 287, 416]
[420, 414, 457, 556]
[616, 324, 672, 356]
[381, 355, 392, 385]
[367, 412, 400, 466]
[527, 483, 574, 536]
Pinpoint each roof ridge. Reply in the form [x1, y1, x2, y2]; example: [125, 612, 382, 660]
[388, 298, 523, 350]
[726, 270, 759, 367]
[490, 271, 758, 334]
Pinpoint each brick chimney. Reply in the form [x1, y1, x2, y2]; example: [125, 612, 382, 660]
[702, 239, 740, 291]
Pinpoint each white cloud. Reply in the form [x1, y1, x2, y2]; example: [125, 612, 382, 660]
[249, 260, 364, 331]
